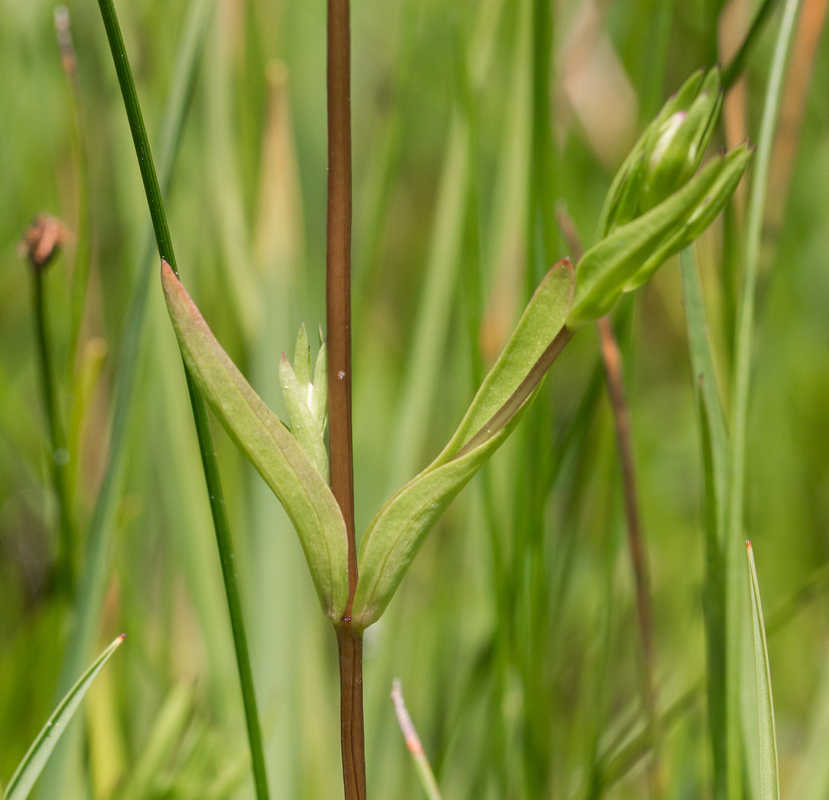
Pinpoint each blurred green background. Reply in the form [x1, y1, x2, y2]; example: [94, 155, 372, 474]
[1, 0, 828, 797]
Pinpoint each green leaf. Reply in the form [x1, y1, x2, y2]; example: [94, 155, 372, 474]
[568, 145, 752, 326]
[161, 261, 348, 620]
[681, 246, 730, 798]
[5, 635, 125, 800]
[746, 542, 780, 800]
[352, 259, 575, 628]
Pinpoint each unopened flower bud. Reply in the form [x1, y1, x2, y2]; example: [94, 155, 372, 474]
[597, 66, 723, 236]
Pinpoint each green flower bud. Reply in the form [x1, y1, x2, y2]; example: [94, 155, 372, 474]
[567, 64, 752, 329]
[597, 67, 723, 237]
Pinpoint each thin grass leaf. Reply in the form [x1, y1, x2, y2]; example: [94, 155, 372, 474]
[161, 262, 348, 619]
[681, 246, 731, 797]
[746, 543, 780, 800]
[353, 259, 574, 627]
[5, 635, 124, 800]
[727, 1, 802, 798]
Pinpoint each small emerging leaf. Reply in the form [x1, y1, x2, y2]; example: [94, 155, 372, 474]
[747, 542, 780, 800]
[5, 635, 125, 800]
[161, 261, 348, 619]
[313, 340, 328, 431]
[280, 353, 329, 482]
[293, 323, 311, 388]
[352, 260, 575, 627]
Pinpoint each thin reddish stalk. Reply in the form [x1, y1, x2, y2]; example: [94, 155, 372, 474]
[326, 1, 365, 798]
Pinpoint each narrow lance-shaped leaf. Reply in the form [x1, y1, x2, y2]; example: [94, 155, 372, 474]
[5, 634, 125, 800]
[161, 261, 348, 620]
[681, 246, 730, 797]
[352, 259, 575, 628]
[747, 541, 781, 800]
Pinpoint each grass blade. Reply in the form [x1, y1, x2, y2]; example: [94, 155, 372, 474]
[5, 635, 124, 800]
[727, 0, 801, 797]
[746, 543, 780, 800]
[681, 246, 730, 800]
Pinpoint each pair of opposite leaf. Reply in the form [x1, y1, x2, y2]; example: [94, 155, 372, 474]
[162, 65, 752, 631]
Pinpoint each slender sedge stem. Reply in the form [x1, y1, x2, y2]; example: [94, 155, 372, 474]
[38, 6, 211, 795]
[326, 0, 366, 797]
[556, 207, 661, 797]
[94, 3, 270, 798]
[32, 266, 74, 595]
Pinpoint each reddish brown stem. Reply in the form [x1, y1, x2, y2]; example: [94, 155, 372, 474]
[326, 1, 365, 798]
[337, 624, 366, 800]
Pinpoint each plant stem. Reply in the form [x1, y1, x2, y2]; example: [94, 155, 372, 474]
[337, 624, 367, 800]
[94, 2, 270, 798]
[31, 266, 73, 595]
[326, 0, 366, 796]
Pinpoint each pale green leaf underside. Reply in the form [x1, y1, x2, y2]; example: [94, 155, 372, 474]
[161, 261, 349, 620]
[747, 543, 780, 800]
[6, 635, 124, 800]
[353, 260, 575, 627]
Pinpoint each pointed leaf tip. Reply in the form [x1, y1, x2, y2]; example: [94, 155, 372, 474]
[5, 635, 124, 800]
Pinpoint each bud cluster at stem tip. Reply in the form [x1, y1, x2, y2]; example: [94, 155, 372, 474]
[598, 66, 723, 237]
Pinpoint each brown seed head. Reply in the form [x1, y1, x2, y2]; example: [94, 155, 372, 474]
[18, 214, 73, 271]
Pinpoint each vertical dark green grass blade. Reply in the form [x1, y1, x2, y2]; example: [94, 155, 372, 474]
[38, 1, 214, 794]
[746, 543, 780, 800]
[681, 246, 730, 800]
[91, 2, 270, 798]
[726, 0, 801, 797]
